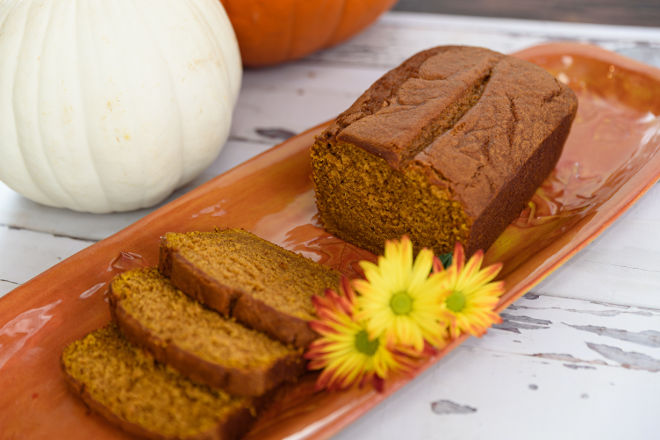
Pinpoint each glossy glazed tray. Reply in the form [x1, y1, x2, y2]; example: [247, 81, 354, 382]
[1, 43, 659, 439]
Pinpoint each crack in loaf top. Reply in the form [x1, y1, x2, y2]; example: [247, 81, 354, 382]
[323, 46, 577, 219]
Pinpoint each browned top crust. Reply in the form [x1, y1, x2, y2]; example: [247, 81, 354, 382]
[323, 45, 578, 220]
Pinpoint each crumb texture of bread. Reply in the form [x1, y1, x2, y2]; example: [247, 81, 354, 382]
[61, 325, 255, 440]
[159, 229, 340, 347]
[109, 268, 303, 396]
[311, 45, 578, 256]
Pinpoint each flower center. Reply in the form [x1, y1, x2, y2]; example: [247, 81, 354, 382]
[446, 290, 466, 313]
[390, 291, 413, 315]
[354, 330, 379, 356]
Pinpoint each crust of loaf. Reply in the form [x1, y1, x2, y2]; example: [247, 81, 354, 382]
[232, 292, 318, 349]
[159, 244, 237, 316]
[465, 110, 576, 255]
[311, 45, 578, 256]
[108, 275, 305, 397]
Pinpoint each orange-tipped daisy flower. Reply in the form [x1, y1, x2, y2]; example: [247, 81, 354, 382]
[353, 236, 447, 352]
[433, 242, 505, 338]
[305, 278, 416, 392]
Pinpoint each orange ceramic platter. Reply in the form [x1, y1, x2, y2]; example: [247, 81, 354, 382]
[1, 42, 659, 439]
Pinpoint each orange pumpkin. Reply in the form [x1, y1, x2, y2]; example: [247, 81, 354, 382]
[219, 0, 397, 67]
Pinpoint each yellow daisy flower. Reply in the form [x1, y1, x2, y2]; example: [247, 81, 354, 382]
[353, 236, 447, 352]
[433, 242, 505, 338]
[305, 278, 416, 391]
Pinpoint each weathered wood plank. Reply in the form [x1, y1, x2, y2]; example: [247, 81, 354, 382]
[232, 64, 383, 144]
[394, 0, 660, 28]
[0, 280, 18, 297]
[475, 292, 660, 368]
[0, 225, 91, 292]
[307, 13, 660, 69]
[334, 341, 659, 440]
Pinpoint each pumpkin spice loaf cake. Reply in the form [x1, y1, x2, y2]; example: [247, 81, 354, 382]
[311, 45, 578, 256]
[159, 229, 340, 348]
[109, 268, 305, 397]
[61, 325, 260, 440]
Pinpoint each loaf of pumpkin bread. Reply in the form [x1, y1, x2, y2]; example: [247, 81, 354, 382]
[109, 268, 305, 397]
[311, 45, 578, 256]
[61, 325, 261, 440]
[159, 229, 339, 348]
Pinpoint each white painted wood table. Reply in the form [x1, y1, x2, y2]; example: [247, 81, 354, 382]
[1, 12, 660, 440]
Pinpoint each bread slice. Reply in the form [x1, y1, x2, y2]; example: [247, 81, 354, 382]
[108, 268, 304, 397]
[159, 229, 339, 348]
[61, 325, 259, 440]
[311, 45, 578, 256]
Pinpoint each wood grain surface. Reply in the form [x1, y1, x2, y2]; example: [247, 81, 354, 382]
[395, 0, 660, 27]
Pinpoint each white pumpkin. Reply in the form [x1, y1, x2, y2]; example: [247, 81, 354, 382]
[0, 0, 241, 213]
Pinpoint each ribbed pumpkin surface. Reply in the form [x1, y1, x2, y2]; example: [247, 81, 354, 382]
[0, 0, 241, 213]
[220, 0, 397, 67]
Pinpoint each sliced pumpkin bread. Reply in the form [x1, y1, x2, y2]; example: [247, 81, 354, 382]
[159, 229, 340, 348]
[61, 324, 259, 440]
[108, 268, 304, 397]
